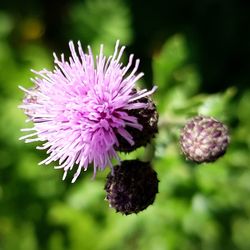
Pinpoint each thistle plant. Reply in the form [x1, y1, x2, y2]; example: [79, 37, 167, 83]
[19, 40, 230, 215]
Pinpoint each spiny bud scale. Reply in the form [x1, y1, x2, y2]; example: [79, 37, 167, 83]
[116, 93, 158, 152]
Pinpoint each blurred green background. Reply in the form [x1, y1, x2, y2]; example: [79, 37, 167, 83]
[0, 0, 250, 249]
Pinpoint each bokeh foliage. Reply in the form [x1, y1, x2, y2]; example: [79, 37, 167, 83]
[0, 0, 250, 250]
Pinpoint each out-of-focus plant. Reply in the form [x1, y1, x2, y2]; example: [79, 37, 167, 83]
[68, 0, 132, 53]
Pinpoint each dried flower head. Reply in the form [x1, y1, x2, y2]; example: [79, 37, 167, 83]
[19, 41, 156, 182]
[104, 160, 159, 215]
[180, 115, 230, 163]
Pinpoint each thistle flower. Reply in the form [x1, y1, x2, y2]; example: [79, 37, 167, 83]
[104, 160, 159, 215]
[180, 115, 230, 163]
[19, 41, 157, 182]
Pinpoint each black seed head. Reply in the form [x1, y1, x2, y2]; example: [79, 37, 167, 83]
[104, 160, 159, 215]
[180, 115, 230, 163]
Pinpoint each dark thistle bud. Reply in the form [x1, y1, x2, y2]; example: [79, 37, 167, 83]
[180, 115, 230, 163]
[104, 160, 159, 215]
[116, 91, 158, 152]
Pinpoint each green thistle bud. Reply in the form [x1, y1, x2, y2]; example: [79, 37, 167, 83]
[104, 160, 159, 215]
[180, 115, 230, 163]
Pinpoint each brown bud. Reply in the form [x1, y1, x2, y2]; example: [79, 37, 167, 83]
[180, 115, 230, 163]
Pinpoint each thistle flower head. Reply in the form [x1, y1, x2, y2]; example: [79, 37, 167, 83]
[104, 160, 159, 215]
[180, 115, 230, 163]
[19, 41, 156, 182]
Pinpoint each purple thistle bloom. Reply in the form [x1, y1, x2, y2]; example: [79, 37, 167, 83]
[19, 41, 156, 182]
